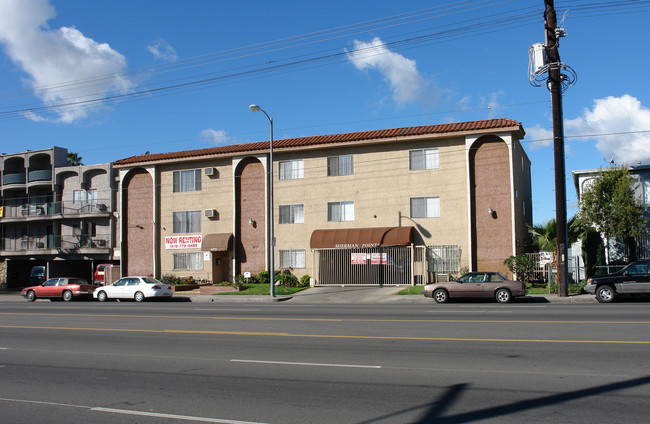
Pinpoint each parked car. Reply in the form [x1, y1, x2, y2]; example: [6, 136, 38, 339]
[29, 265, 46, 285]
[21, 277, 98, 302]
[584, 259, 650, 303]
[93, 276, 173, 302]
[423, 272, 527, 303]
[93, 263, 113, 284]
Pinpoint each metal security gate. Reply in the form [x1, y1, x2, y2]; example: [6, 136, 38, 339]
[313, 246, 414, 286]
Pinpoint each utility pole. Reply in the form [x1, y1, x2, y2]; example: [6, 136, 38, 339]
[545, 0, 569, 297]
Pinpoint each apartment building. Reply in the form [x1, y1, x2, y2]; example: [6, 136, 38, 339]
[0, 147, 119, 288]
[114, 118, 532, 285]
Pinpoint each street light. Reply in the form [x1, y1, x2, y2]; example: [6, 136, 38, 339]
[249, 104, 275, 298]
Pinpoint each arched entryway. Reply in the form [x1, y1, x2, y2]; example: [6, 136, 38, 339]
[234, 158, 266, 275]
[469, 135, 512, 275]
[122, 168, 154, 276]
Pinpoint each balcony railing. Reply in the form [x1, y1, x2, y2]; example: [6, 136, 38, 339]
[1, 200, 110, 218]
[0, 234, 111, 252]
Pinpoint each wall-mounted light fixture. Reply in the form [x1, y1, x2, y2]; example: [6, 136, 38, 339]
[135, 224, 144, 229]
[249, 218, 255, 225]
[488, 207, 493, 215]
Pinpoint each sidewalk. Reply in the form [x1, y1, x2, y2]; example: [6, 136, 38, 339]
[0, 287, 598, 304]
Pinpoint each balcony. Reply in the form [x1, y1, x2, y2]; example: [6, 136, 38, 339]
[0, 199, 110, 221]
[28, 169, 53, 182]
[1, 234, 111, 254]
[2, 172, 26, 185]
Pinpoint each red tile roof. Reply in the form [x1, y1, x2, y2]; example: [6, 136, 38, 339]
[114, 118, 522, 166]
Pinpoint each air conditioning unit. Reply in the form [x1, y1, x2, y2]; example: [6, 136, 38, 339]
[35, 242, 45, 248]
[204, 167, 217, 177]
[204, 209, 218, 219]
[95, 203, 107, 212]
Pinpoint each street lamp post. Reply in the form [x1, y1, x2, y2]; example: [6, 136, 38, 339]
[249, 104, 275, 297]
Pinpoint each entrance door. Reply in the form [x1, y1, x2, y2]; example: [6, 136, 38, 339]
[211, 253, 229, 284]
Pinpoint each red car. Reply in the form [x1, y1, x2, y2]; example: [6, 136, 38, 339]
[21, 277, 98, 302]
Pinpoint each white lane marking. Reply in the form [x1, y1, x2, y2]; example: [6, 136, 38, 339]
[0, 347, 7, 350]
[92, 407, 267, 423]
[0, 397, 267, 424]
[231, 359, 381, 369]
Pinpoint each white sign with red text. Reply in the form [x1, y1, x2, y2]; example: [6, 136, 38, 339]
[165, 234, 202, 249]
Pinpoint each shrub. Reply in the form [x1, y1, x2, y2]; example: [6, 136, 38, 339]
[300, 274, 311, 287]
[257, 271, 270, 285]
[504, 255, 535, 284]
[275, 269, 299, 287]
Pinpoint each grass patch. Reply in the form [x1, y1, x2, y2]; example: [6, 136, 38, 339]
[216, 284, 309, 296]
[397, 285, 425, 295]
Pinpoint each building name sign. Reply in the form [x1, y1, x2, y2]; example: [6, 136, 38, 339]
[165, 234, 202, 249]
[335, 242, 380, 249]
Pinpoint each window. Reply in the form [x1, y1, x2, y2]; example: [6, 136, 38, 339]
[279, 249, 305, 269]
[327, 155, 353, 176]
[409, 148, 439, 170]
[279, 160, 304, 180]
[328, 201, 354, 222]
[173, 169, 201, 192]
[173, 252, 203, 270]
[172, 210, 202, 233]
[279, 204, 304, 224]
[410, 197, 440, 218]
[73, 189, 98, 203]
[643, 180, 650, 206]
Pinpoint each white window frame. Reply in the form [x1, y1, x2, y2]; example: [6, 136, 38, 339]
[173, 252, 203, 270]
[410, 197, 440, 218]
[327, 155, 354, 176]
[172, 210, 202, 233]
[279, 249, 306, 269]
[279, 159, 304, 180]
[279, 204, 304, 224]
[173, 169, 202, 193]
[327, 201, 354, 222]
[409, 148, 439, 171]
[73, 189, 98, 204]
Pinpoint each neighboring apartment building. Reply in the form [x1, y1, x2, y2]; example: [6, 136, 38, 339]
[573, 164, 650, 262]
[0, 147, 119, 288]
[114, 119, 532, 285]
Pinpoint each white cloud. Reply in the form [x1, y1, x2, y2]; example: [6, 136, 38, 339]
[346, 37, 437, 106]
[565, 95, 650, 165]
[525, 124, 553, 149]
[0, 0, 133, 123]
[147, 39, 178, 62]
[200, 129, 230, 146]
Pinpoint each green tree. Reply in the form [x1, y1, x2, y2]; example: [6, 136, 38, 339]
[67, 152, 83, 166]
[578, 166, 646, 263]
[503, 255, 535, 284]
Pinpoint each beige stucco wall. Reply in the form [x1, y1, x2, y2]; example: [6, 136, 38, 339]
[272, 136, 470, 277]
[157, 159, 234, 281]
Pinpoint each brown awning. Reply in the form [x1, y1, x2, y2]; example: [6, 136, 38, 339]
[310, 226, 414, 249]
[201, 233, 233, 252]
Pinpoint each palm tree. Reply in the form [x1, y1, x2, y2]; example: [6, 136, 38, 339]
[67, 152, 83, 166]
[529, 215, 584, 261]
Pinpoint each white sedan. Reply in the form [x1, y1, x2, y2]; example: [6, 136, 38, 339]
[93, 276, 173, 302]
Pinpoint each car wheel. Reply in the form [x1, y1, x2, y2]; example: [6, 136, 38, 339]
[26, 290, 36, 302]
[495, 288, 512, 303]
[596, 285, 615, 303]
[97, 291, 108, 302]
[433, 289, 448, 303]
[62, 290, 73, 302]
[134, 291, 145, 302]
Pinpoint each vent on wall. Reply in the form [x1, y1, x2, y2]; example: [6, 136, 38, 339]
[204, 209, 219, 219]
[204, 167, 218, 177]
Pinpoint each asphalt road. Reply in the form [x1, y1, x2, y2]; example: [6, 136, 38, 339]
[1, 301, 649, 423]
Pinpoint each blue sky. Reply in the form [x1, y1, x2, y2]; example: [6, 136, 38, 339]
[1, 0, 649, 225]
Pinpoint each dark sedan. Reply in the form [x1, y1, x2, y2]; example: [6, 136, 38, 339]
[21, 277, 98, 302]
[423, 272, 526, 303]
